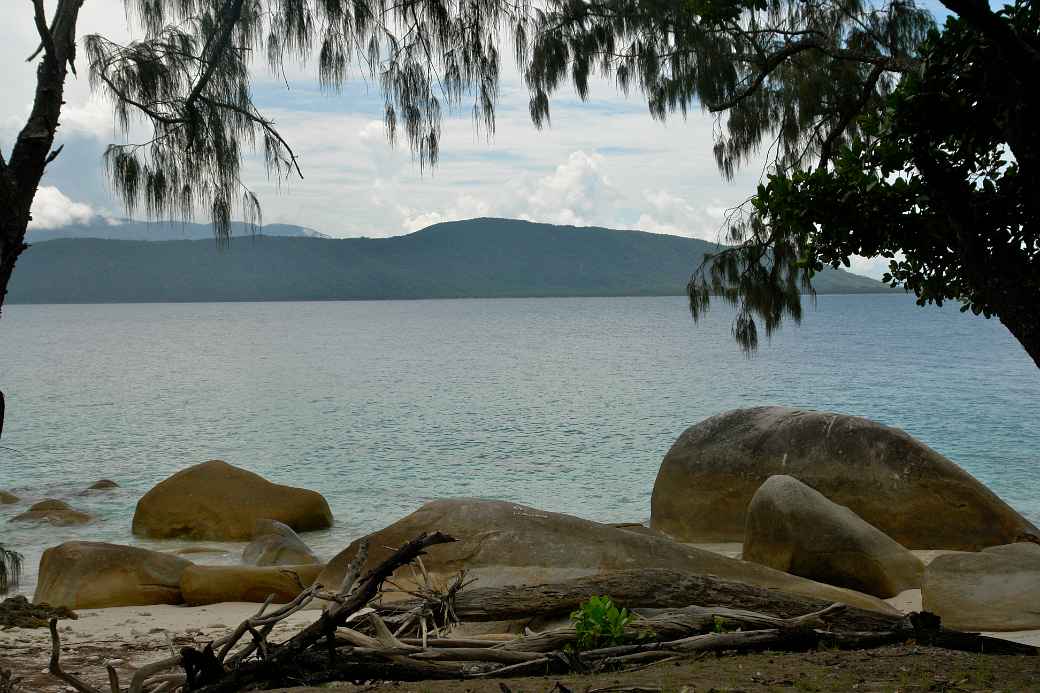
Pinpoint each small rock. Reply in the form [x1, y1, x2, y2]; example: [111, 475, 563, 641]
[10, 499, 92, 526]
[243, 518, 320, 566]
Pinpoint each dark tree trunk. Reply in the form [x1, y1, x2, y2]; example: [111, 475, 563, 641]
[0, 0, 84, 314]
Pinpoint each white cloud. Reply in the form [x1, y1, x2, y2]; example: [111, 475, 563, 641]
[514, 151, 617, 226]
[392, 150, 622, 232]
[28, 186, 98, 229]
[60, 99, 117, 139]
[634, 189, 729, 241]
[849, 254, 901, 281]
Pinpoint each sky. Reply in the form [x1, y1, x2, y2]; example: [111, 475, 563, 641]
[1, 0, 958, 277]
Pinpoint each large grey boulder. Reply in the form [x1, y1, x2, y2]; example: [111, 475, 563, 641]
[743, 475, 924, 598]
[923, 542, 1040, 631]
[132, 460, 333, 540]
[34, 542, 191, 609]
[243, 519, 320, 566]
[317, 498, 899, 615]
[651, 407, 1036, 549]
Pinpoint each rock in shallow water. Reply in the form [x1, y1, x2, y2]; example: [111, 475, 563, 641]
[0, 490, 18, 504]
[743, 475, 924, 598]
[132, 459, 333, 540]
[11, 499, 92, 526]
[318, 498, 899, 615]
[34, 541, 191, 609]
[651, 406, 1037, 550]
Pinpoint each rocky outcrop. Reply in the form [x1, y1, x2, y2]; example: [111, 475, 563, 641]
[243, 519, 320, 566]
[34, 542, 191, 609]
[743, 475, 924, 598]
[132, 460, 333, 540]
[922, 542, 1040, 631]
[317, 499, 899, 615]
[651, 407, 1036, 549]
[0, 490, 18, 504]
[11, 499, 92, 526]
[180, 564, 322, 605]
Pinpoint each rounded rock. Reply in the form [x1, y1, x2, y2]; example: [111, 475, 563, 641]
[651, 407, 1037, 549]
[132, 460, 333, 541]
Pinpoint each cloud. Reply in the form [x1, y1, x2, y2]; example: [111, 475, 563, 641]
[60, 99, 117, 139]
[634, 190, 729, 241]
[514, 151, 617, 226]
[28, 186, 98, 229]
[395, 150, 622, 232]
[849, 254, 901, 281]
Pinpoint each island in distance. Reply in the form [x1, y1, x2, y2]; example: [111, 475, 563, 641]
[10, 217, 893, 304]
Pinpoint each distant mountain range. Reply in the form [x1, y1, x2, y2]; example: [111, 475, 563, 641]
[8, 218, 892, 304]
[27, 219, 329, 242]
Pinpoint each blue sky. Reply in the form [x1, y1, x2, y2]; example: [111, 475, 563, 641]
[1, 0, 972, 277]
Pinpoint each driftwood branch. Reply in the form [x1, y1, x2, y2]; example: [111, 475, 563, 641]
[383, 568, 900, 632]
[48, 619, 105, 693]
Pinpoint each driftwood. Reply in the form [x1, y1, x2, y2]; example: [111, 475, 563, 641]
[45, 539, 1037, 693]
[498, 603, 849, 653]
[384, 568, 902, 632]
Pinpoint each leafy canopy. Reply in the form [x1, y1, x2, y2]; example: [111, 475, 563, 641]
[751, 0, 1040, 366]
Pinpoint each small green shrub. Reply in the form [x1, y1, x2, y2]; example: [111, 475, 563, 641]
[570, 595, 633, 650]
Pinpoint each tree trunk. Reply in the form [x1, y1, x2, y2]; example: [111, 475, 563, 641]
[0, 0, 84, 315]
[996, 281, 1040, 369]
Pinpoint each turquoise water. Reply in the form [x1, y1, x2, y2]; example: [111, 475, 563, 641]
[1, 295, 1038, 595]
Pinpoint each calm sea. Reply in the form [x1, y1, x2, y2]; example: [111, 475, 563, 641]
[1, 295, 1038, 596]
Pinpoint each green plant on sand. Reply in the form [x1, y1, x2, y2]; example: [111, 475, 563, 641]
[570, 595, 634, 650]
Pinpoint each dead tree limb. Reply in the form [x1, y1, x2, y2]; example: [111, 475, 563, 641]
[383, 569, 900, 632]
[188, 532, 456, 692]
[48, 619, 107, 693]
